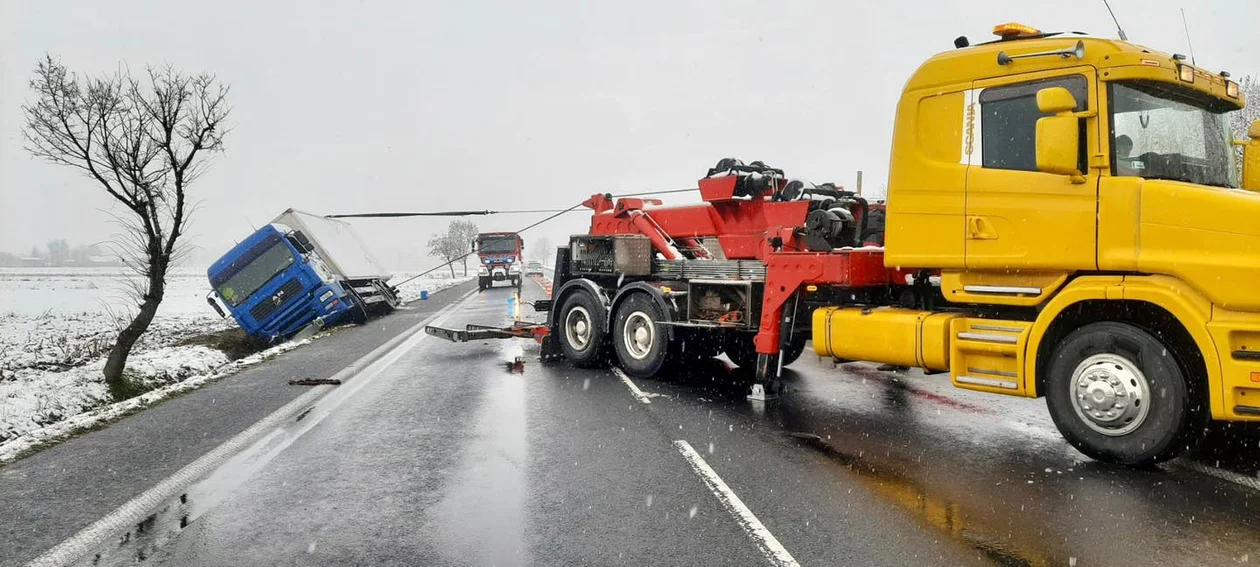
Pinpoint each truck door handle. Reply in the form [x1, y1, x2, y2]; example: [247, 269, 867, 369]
[967, 216, 997, 240]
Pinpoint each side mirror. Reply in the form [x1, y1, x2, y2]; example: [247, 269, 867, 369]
[1036, 86, 1077, 114]
[288, 231, 314, 253]
[205, 292, 226, 319]
[1242, 119, 1260, 191]
[1035, 87, 1082, 178]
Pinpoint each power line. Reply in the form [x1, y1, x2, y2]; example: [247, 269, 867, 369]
[326, 209, 577, 218]
[387, 186, 699, 287]
[327, 188, 699, 219]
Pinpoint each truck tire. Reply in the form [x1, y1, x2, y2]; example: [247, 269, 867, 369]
[1044, 321, 1206, 466]
[557, 291, 606, 367]
[613, 293, 672, 378]
[478, 277, 489, 291]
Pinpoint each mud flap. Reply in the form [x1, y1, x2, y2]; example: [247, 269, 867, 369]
[539, 331, 564, 362]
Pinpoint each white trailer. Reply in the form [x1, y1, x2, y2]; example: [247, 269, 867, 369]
[270, 208, 399, 312]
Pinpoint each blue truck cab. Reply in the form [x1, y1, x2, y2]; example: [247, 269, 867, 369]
[207, 210, 399, 344]
[207, 224, 352, 342]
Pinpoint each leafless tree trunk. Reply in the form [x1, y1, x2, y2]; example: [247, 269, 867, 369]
[448, 220, 479, 277]
[22, 55, 230, 400]
[426, 233, 458, 278]
[1231, 75, 1260, 180]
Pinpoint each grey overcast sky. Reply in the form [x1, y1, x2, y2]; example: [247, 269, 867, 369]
[2, 0, 1258, 270]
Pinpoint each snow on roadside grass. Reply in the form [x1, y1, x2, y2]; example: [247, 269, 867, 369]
[0, 267, 473, 462]
[0, 339, 311, 463]
[1, 345, 229, 444]
[391, 273, 474, 303]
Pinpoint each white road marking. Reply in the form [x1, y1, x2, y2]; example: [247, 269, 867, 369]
[1174, 460, 1260, 492]
[611, 366, 657, 404]
[28, 288, 479, 567]
[672, 440, 800, 567]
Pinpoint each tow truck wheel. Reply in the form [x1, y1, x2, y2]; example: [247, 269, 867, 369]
[1045, 322, 1206, 466]
[613, 293, 671, 378]
[558, 291, 606, 367]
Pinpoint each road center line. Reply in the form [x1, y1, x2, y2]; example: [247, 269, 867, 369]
[672, 440, 800, 567]
[612, 366, 654, 404]
[28, 287, 479, 567]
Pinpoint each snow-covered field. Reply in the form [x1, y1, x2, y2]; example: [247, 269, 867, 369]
[0, 267, 471, 453]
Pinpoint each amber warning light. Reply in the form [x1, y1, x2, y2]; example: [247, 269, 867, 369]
[993, 23, 1042, 40]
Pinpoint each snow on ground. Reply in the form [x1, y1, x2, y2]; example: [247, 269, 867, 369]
[0, 339, 311, 463]
[0, 267, 472, 454]
[1, 267, 232, 382]
[390, 271, 474, 303]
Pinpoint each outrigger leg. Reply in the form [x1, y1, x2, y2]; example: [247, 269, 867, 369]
[749, 353, 781, 401]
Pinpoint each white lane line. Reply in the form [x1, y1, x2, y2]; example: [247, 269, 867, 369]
[673, 440, 800, 567]
[28, 289, 479, 567]
[1174, 460, 1260, 492]
[611, 366, 656, 404]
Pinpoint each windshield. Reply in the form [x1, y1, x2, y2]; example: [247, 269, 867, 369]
[478, 237, 518, 254]
[1110, 81, 1237, 188]
[215, 241, 297, 307]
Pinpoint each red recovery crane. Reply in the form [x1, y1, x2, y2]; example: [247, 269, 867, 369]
[427, 159, 897, 398]
[573, 160, 902, 387]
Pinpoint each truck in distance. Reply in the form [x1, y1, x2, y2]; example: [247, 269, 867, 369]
[206, 209, 400, 343]
[475, 232, 525, 290]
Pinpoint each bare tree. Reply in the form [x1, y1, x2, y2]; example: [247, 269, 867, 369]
[532, 237, 552, 263]
[1229, 75, 1260, 182]
[426, 233, 461, 277]
[1229, 75, 1260, 143]
[448, 220, 479, 276]
[22, 55, 230, 399]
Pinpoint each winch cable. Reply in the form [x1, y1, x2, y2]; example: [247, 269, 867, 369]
[380, 187, 699, 288]
[326, 209, 576, 218]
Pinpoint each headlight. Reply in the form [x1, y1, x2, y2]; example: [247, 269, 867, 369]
[508, 264, 521, 273]
[477, 266, 489, 275]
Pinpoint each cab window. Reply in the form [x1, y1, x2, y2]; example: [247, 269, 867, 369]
[979, 75, 1088, 172]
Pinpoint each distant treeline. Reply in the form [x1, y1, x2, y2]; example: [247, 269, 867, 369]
[0, 239, 123, 267]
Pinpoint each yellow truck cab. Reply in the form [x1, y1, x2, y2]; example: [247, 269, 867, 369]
[818, 23, 1260, 465]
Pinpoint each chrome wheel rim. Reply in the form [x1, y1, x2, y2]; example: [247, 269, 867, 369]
[564, 305, 593, 351]
[623, 311, 655, 360]
[1070, 353, 1152, 436]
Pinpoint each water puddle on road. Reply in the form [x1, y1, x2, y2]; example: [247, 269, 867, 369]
[72, 317, 450, 566]
[785, 432, 1051, 567]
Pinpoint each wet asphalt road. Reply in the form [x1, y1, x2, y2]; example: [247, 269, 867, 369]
[34, 276, 1260, 566]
